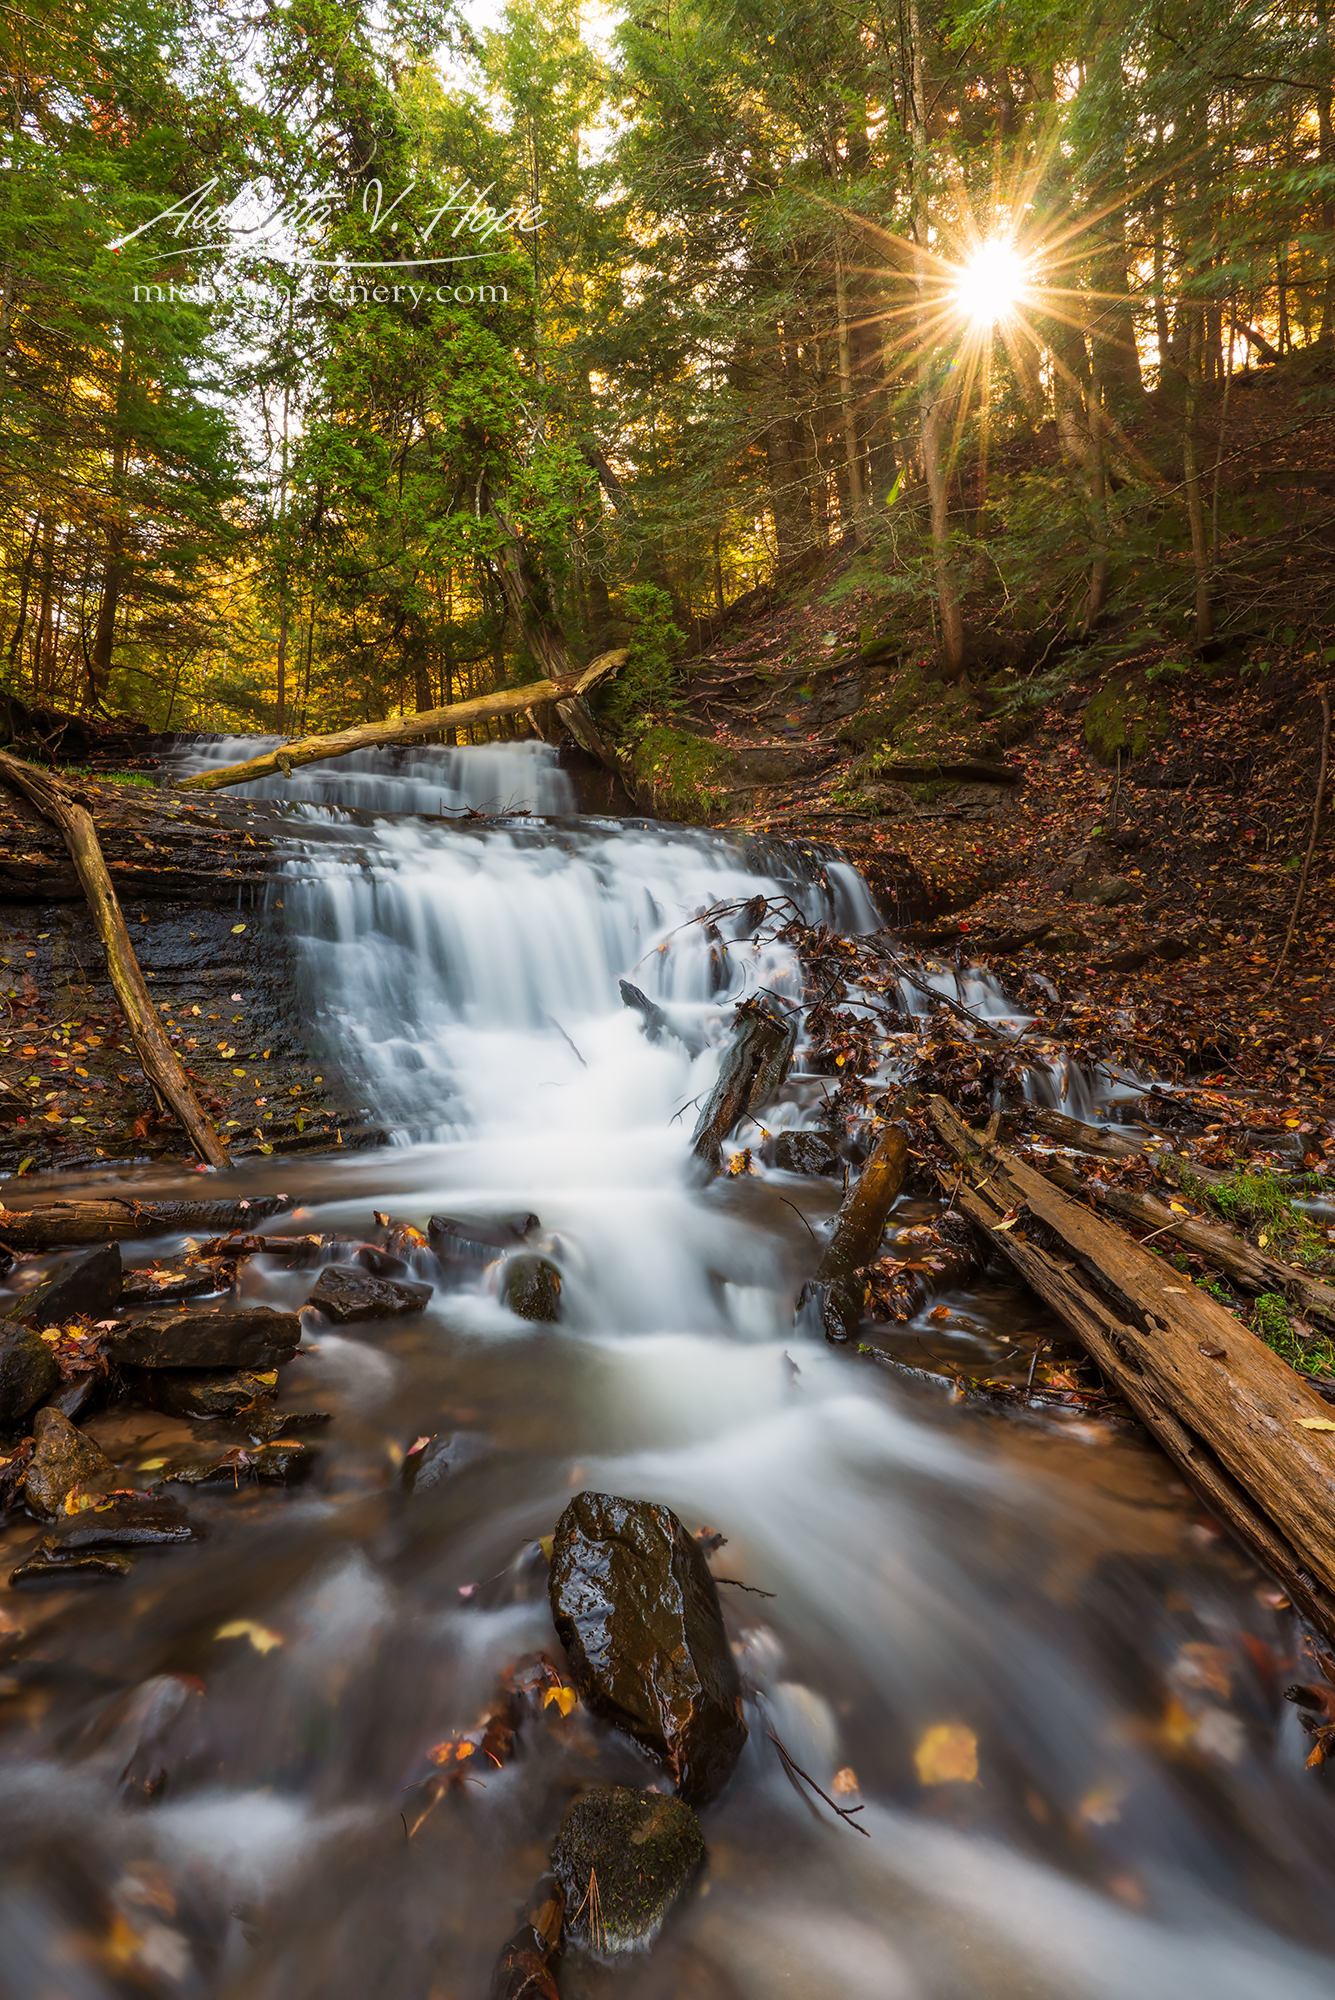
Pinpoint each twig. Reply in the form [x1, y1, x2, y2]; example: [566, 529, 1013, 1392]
[764, 1725, 869, 1835]
[1266, 685, 1331, 995]
[714, 1576, 777, 1597]
[546, 1014, 587, 1068]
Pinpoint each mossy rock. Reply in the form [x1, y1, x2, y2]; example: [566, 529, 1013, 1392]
[630, 727, 732, 824]
[551, 1786, 705, 1961]
[1082, 675, 1169, 765]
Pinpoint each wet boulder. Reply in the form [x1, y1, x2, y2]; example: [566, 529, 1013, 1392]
[618, 979, 671, 1044]
[500, 1255, 561, 1324]
[45, 1373, 108, 1424]
[774, 1131, 839, 1177]
[4, 1242, 122, 1327]
[121, 1261, 224, 1305]
[11, 1547, 134, 1585]
[551, 1787, 704, 1961]
[102, 1305, 301, 1371]
[489, 1875, 563, 2000]
[307, 1265, 433, 1324]
[401, 1430, 489, 1496]
[548, 1492, 747, 1804]
[428, 1213, 539, 1270]
[44, 1495, 203, 1549]
[0, 1324, 60, 1429]
[25, 1407, 115, 1520]
[161, 1438, 316, 1486]
[129, 1366, 278, 1420]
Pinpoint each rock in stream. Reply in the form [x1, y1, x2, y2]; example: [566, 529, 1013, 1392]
[552, 1786, 705, 1961]
[548, 1491, 747, 1804]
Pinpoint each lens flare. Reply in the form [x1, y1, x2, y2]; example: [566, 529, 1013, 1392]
[955, 239, 1029, 326]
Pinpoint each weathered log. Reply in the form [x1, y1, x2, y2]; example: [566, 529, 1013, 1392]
[811, 1120, 910, 1343]
[930, 1096, 1335, 1638]
[818, 1123, 910, 1279]
[0, 751, 230, 1167]
[1017, 1106, 1146, 1160]
[1043, 1157, 1335, 1332]
[691, 996, 797, 1170]
[177, 651, 628, 795]
[0, 1196, 290, 1251]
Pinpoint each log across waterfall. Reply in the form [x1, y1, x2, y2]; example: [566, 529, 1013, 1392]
[2, 761, 1335, 1999]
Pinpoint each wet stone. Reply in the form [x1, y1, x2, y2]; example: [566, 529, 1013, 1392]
[4, 1243, 122, 1327]
[130, 1366, 278, 1420]
[401, 1430, 488, 1496]
[11, 1547, 134, 1586]
[500, 1255, 562, 1324]
[121, 1261, 224, 1305]
[551, 1787, 705, 1961]
[548, 1492, 747, 1804]
[44, 1496, 203, 1550]
[428, 1213, 539, 1268]
[45, 1373, 107, 1424]
[0, 1325, 60, 1429]
[161, 1439, 316, 1486]
[307, 1265, 433, 1323]
[103, 1305, 302, 1371]
[25, 1408, 116, 1520]
[774, 1131, 839, 1177]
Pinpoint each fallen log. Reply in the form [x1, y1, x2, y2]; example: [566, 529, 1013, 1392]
[1016, 1106, 1147, 1160]
[931, 1096, 1335, 1641]
[691, 996, 797, 1170]
[177, 650, 629, 795]
[0, 752, 230, 1169]
[1043, 1157, 1335, 1333]
[0, 1196, 291, 1252]
[810, 1119, 910, 1343]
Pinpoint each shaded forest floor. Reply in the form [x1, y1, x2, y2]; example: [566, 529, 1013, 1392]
[644, 356, 1335, 1176]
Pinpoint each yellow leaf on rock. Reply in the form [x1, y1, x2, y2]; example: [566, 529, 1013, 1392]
[215, 1619, 283, 1653]
[543, 1686, 578, 1717]
[1298, 1419, 1335, 1431]
[914, 1723, 978, 1785]
[231, 924, 247, 934]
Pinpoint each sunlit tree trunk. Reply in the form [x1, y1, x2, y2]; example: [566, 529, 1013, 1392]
[1183, 307, 1214, 644]
[908, 0, 966, 681]
[833, 236, 868, 544]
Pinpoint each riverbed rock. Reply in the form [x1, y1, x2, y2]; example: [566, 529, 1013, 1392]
[11, 1547, 134, 1585]
[44, 1496, 203, 1550]
[129, 1366, 279, 1419]
[429, 1213, 540, 1269]
[0, 1324, 60, 1428]
[307, 1265, 433, 1323]
[4, 1243, 123, 1327]
[102, 1305, 301, 1371]
[401, 1429, 489, 1496]
[774, 1131, 839, 1177]
[161, 1438, 315, 1485]
[548, 1492, 747, 1804]
[489, 1874, 563, 2000]
[551, 1787, 705, 1960]
[500, 1255, 561, 1323]
[121, 1260, 225, 1305]
[25, 1407, 116, 1519]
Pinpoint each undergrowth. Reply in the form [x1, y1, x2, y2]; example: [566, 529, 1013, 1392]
[1251, 1291, 1335, 1379]
[1189, 1168, 1334, 1272]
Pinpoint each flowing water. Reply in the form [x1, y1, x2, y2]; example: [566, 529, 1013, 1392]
[3, 745, 1335, 1999]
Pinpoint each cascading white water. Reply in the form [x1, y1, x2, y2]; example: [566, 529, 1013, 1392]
[1, 749, 1331, 2000]
[165, 733, 577, 816]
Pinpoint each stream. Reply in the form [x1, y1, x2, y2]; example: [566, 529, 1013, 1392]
[2, 741, 1335, 1998]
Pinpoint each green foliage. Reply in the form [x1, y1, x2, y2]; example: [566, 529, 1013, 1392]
[1082, 677, 1170, 764]
[1251, 1292, 1335, 1379]
[1190, 1168, 1333, 1272]
[631, 726, 730, 823]
[601, 586, 686, 738]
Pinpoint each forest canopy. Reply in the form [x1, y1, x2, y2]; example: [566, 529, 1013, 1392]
[2, 0, 1332, 734]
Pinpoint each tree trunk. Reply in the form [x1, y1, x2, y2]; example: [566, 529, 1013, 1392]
[1183, 307, 1214, 644]
[931, 1099, 1335, 1643]
[178, 653, 629, 794]
[909, 0, 965, 680]
[0, 752, 231, 1168]
[834, 237, 868, 545]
